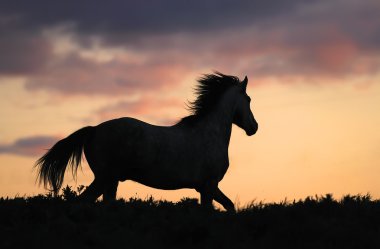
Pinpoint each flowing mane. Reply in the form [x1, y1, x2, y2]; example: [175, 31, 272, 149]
[179, 72, 240, 124]
[189, 72, 241, 115]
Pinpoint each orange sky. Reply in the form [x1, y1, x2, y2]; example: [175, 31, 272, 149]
[1, 0, 380, 205]
[1, 77, 379, 204]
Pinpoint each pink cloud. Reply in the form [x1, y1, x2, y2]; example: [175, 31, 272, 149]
[24, 52, 192, 95]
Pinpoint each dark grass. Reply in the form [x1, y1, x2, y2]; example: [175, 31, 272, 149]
[1, 187, 380, 249]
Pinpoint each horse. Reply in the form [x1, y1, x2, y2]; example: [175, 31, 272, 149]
[35, 72, 258, 212]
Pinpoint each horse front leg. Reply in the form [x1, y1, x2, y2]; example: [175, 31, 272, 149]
[200, 192, 213, 210]
[198, 180, 218, 210]
[195, 181, 218, 209]
[214, 187, 235, 212]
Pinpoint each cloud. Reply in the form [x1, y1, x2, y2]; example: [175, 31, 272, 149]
[0, 1, 305, 36]
[0, 0, 379, 96]
[23, 51, 191, 95]
[0, 136, 60, 157]
[0, 33, 53, 75]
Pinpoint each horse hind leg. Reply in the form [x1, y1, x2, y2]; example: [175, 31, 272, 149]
[103, 180, 119, 201]
[78, 177, 105, 202]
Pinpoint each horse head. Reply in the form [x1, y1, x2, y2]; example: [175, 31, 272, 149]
[233, 76, 258, 136]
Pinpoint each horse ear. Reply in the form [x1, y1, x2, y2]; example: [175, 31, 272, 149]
[242, 76, 248, 91]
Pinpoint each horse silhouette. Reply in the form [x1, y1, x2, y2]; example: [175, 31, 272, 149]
[35, 72, 258, 211]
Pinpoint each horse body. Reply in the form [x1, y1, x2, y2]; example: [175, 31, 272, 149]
[36, 72, 258, 211]
[86, 116, 228, 190]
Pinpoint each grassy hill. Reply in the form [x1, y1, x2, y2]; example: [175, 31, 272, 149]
[1, 186, 379, 249]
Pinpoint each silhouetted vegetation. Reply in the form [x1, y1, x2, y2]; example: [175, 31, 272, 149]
[1, 187, 380, 249]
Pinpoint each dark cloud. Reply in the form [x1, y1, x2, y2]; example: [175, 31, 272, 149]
[0, 0, 306, 36]
[0, 32, 52, 75]
[0, 135, 60, 157]
[0, 0, 379, 95]
[1, 0, 378, 50]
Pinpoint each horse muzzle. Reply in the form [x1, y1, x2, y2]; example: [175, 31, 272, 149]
[245, 121, 258, 136]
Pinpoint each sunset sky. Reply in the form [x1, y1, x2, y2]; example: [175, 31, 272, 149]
[0, 0, 379, 205]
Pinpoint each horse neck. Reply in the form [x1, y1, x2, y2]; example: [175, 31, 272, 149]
[201, 88, 237, 146]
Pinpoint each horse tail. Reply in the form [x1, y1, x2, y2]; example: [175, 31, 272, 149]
[35, 126, 95, 195]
